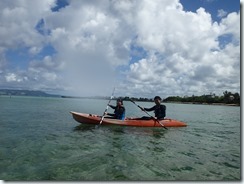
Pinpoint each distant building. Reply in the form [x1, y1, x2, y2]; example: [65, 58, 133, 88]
[229, 95, 234, 101]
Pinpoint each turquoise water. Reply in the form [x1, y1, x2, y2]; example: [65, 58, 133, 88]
[0, 96, 240, 181]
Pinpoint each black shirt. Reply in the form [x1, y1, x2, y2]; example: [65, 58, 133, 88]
[144, 104, 166, 119]
[108, 105, 125, 120]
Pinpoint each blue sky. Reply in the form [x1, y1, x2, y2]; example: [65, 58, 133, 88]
[51, 0, 69, 12]
[180, 0, 240, 21]
[0, 0, 241, 97]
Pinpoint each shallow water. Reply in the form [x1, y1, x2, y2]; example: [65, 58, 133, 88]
[0, 96, 240, 180]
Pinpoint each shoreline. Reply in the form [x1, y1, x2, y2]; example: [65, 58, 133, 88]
[163, 101, 240, 106]
[1, 95, 240, 107]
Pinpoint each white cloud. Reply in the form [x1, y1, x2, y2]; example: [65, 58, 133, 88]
[28, 47, 42, 55]
[0, 0, 240, 97]
[0, 0, 59, 91]
[5, 73, 21, 82]
[120, 1, 240, 98]
[219, 12, 240, 41]
[217, 9, 228, 18]
[0, 0, 55, 49]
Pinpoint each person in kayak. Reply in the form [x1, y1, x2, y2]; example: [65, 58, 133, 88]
[105, 98, 125, 120]
[141, 96, 166, 120]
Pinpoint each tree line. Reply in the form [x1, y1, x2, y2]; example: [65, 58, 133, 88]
[162, 91, 240, 105]
[118, 91, 240, 105]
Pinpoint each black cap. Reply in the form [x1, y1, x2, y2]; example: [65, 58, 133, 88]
[154, 96, 161, 100]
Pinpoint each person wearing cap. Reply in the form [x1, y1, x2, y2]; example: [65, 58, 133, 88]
[105, 98, 126, 120]
[141, 96, 166, 120]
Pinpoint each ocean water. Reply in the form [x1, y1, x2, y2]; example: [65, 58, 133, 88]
[0, 96, 240, 181]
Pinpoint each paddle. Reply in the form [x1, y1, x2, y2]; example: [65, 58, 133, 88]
[129, 99, 168, 129]
[98, 87, 116, 126]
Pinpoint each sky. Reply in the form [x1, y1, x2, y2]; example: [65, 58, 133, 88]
[0, 0, 241, 98]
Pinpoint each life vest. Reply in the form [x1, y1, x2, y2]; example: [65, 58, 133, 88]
[115, 106, 125, 120]
[154, 105, 166, 119]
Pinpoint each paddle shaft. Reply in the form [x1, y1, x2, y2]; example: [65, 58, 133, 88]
[129, 99, 168, 129]
[99, 87, 116, 125]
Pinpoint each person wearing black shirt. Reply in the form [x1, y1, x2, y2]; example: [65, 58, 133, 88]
[141, 96, 166, 120]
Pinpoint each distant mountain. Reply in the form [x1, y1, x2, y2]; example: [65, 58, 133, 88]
[0, 89, 60, 97]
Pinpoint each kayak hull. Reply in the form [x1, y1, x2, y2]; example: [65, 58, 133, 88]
[70, 111, 187, 127]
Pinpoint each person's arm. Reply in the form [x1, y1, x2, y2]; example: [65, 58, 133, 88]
[109, 104, 116, 109]
[107, 113, 115, 117]
[144, 105, 155, 111]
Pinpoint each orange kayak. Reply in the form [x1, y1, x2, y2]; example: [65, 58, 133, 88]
[70, 111, 187, 127]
